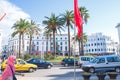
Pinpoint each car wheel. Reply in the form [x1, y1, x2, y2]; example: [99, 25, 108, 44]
[47, 65, 51, 69]
[29, 68, 34, 72]
[65, 63, 68, 67]
[79, 64, 82, 68]
[89, 67, 95, 73]
[115, 67, 120, 72]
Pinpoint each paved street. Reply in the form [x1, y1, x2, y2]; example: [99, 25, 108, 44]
[1, 65, 120, 80]
[17, 65, 84, 80]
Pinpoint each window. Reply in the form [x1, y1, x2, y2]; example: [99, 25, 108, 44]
[98, 58, 105, 63]
[60, 42, 62, 45]
[37, 37, 39, 39]
[65, 42, 67, 45]
[107, 57, 114, 62]
[114, 57, 120, 62]
[65, 46, 67, 51]
[94, 43, 96, 46]
[27, 46, 29, 51]
[95, 49, 97, 51]
[56, 38, 58, 40]
[37, 46, 39, 51]
[56, 42, 58, 45]
[40, 59, 46, 63]
[37, 42, 39, 45]
[51, 42, 53, 45]
[91, 44, 93, 46]
[97, 43, 99, 46]
[33, 59, 40, 63]
[18, 60, 25, 64]
[89, 49, 91, 52]
[60, 47, 62, 51]
[107, 57, 120, 62]
[92, 49, 94, 52]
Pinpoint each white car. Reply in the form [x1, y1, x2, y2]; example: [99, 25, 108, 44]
[82, 55, 120, 73]
[78, 56, 94, 67]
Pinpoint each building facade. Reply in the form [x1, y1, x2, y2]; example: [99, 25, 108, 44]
[116, 25, 120, 54]
[8, 34, 72, 56]
[116, 25, 120, 43]
[84, 33, 118, 54]
[0, 30, 2, 53]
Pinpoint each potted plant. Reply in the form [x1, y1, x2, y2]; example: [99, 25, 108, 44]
[96, 71, 106, 80]
[107, 72, 118, 80]
[82, 72, 91, 80]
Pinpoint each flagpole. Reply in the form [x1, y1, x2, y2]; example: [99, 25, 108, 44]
[73, 24, 76, 80]
[73, 0, 83, 79]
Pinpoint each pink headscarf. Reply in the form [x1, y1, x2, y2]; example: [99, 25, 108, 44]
[0, 55, 16, 80]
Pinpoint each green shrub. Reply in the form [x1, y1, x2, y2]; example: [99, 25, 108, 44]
[44, 54, 54, 60]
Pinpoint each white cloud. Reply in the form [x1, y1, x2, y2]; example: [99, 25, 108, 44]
[0, 0, 30, 44]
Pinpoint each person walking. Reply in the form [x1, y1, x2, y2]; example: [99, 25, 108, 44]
[0, 55, 2, 74]
[0, 55, 24, 80]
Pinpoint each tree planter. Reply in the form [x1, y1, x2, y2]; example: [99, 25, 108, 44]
[107, 72, 118, 80]
[82, 72, 91, 80]
[96, 74, 106, 80]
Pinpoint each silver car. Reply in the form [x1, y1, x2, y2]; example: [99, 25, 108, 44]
[82, 55, 120, 73]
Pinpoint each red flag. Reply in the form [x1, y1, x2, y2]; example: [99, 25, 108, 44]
[74, 0, 83, 38]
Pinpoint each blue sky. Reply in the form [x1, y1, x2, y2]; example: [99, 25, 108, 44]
[0, 0, 120, 44]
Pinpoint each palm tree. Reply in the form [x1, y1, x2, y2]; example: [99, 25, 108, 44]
[26, 20, 41, 55]
[43, 28, 52, 54]
[79, 7, 90, 55]
[11, 18, 29, 57]
[72, 33, 87, 56]
[115, 23, 120, 28]
[43, 13, 64, 57]
[61, 10, 74, 58]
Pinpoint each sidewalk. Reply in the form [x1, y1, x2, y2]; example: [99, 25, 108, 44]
[16, 75, 120, 80]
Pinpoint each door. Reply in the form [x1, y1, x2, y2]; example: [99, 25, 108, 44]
[39, 59, 47, 68]
[32, 59, 40, 67]
[95, 57, 107, 70]
[15, 60, 26, 71]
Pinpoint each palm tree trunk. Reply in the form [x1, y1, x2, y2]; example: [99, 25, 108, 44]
[68, 25, 70, 58]
[29, 35, 32, 55]
[46, 35, 48, 54]
[19, 34, 22, 57]
[53, 31, 56, 57]
[81, 26, 84, 56]
[50, 34, 52, 54]
[79, 41, 81, 56]
[22, 34, 24, 55]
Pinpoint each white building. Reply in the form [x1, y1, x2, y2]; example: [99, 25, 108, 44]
[0, 30, 2, 53]
[116, 25, 120, 54]
[8, 34, 72, 56]
[116, 25, 120, 43]
[84, 33, 118, 54]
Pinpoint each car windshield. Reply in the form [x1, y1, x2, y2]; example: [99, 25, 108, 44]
[90, 58, 99, 63]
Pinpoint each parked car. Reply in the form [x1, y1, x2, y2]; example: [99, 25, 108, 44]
[1, 59, 37, 72]
[78, 56, 94, 67]
[26, 58, 53, 69]
[61, 58, 78, 67]
[82, 55, 120, 73]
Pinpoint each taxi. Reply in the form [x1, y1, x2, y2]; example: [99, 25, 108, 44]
[1, 59, 37, 72]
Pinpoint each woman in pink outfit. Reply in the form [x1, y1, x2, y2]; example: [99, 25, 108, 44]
[0, 55, 24, 80]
